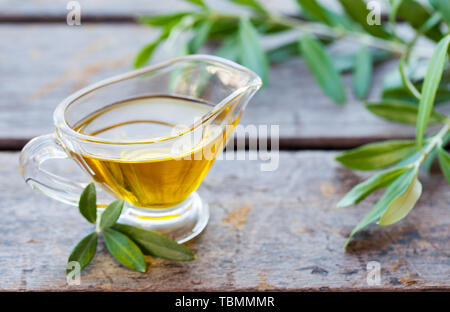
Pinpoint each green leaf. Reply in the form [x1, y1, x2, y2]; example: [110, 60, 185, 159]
[422, 129, 450, 172]
[103, 228, 147, 273]
[365, 100, 446, 125]
[418, 11, 443, 39]
[333, 53, 356, 73]
[229, 0, 268, 15]
[134, 40, 162, 68]
[378, 175, 422, 226]
[298, 35, 346, 104]
[382, 61, 450, 104]
[238, 18, 269, 85]
[438, 147, 450, 184]
[431, 0, 450, 26]
[296, 0, 331, 25]
[422, 133, 450, 172]
[135, 13, 192, 68]
[208, 17, 239, 38]
[397, 0, 443, 42]
[399, 56, 421, 100]
[78, 183, 97, 224]
[215, 35, 240, 61]
[113, 224, 195, 261]
[353, 45, 372, 99]
[423, 146, 439, 172]
[389, 0, 403, 31]
[337, 167, 409, 208]
[267, 42, 299, 63]
[416, 35, 450, 148]
[99, 199, 124, 230]
[66, 232, 97, 275]
[188, 20, 212, 53]
[338, 0, 391, 38]
[185, 0, 207, 9]
[323, 8, 354, 30]
[138, 12, 190, 27]
[344, 168, 417, 248]
[335, 140, 417, 171]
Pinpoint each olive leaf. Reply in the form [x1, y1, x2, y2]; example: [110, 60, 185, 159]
[66, 232, 98, 275]
[335, 140, 418, 171]
[382, 63, 450, 104]
[113, 224, 195, 261]
[298, 34, 346, 104]
[438, 147, 450, 184]
[296, 0, 331, 25]
[416, 35, 450, 148]
[396, 0, 443, 42]
[337, 167, 409, 208]
[134, 40, 162, 68]
[332, 53, 356, 73]
[215, 35, 240, 61]
[188, 20, 213, 53]
[344, 168, 417, 248]
[238, 17, 269, 85]
[365, 100, 446, 125]
[338, 0, 391, 39]
[399, 56, 421, 100]
[99, 199, 124, 230]
[68, 181, 197, 275]
[421, 132, 450, 172]
[78, 182, 97, 224]
[185, 0, 207, 9]
[431, 0, 450, 26]
[378, 175, 422, 226]
[139, 12, 191, 27]
[353, 45, 372, 99]
[136, 14, 193, 68]
[229, 0, 268, 15]
[208, 17, 239, 39]
[388, 0, 403, 32]
[103, 228, 147, 273]
[323, 8, 353, 30]
[267, 42, 299, 63]
[423, 146, 439, 172]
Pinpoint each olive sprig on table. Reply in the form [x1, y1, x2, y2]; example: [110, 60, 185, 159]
[66, 183, 195, 275]
[336, 35, 450, 247]
[135, 0, 449, 104]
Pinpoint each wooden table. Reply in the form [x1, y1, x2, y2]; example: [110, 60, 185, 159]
[0, 0, 448, 291]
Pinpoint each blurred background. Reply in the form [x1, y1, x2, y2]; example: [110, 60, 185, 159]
[3, 0, 447, 151]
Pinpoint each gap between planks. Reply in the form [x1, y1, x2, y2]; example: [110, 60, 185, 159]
[0, 136, 413, 152]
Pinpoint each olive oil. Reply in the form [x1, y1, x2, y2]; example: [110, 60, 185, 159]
[72, 95, 237, 208]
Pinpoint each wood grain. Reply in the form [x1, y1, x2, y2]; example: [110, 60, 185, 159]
[0, 24, 419, 150]
[0, 0, 300, 19]
[1, 151, 448, 291]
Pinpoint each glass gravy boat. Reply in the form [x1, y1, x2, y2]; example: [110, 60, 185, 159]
[19, 55, 262, 243]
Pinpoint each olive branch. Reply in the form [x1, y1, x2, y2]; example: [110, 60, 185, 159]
[67, 183, 195, 275]
[134, 0, 450, 247]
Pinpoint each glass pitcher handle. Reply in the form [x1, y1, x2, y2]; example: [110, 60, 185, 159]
[19, 133, 111, 207]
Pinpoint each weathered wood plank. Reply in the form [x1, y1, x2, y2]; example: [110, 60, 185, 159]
[0, 24, 419, 149]
[0, 0, 299, 18]
[0, 151, 448, 291]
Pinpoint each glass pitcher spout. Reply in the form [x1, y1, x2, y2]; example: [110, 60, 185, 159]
[54, 54, 262, 146]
